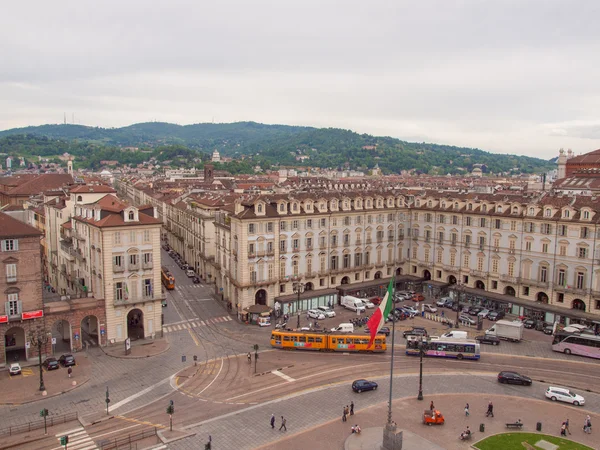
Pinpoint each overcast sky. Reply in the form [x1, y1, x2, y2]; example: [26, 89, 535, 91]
[1, 0, 599, 159]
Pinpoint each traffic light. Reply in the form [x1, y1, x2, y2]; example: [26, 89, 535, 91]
[60, 436, 69, 445]
[166, 400, 174, 415]
[40, 408, 48, 417]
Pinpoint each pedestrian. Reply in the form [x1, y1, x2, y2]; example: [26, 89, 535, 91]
[342, 406, 347, 422]
[67, 367, 72, 378]
[350, 401, 354, 416]
[486, 401, 494, 418]
[464, 403, 470, 416]
[247, 352, 251, 363]
[560, 423, 567, 436]
[429, 401, 435, 411]
[564, 418, 571, 435]
[583, 415, 591, 434]
[279, 416, 287, 431]
[270, 414, 275, 429]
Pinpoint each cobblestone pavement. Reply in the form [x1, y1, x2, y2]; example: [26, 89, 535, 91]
[168, 373, 600, 450]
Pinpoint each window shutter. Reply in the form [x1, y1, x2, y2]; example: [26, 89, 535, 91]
[4, 302, 9, 315]
[17, 301, 22, 315]
[1, 241, 5, 252]
[14, 240, 18, 251]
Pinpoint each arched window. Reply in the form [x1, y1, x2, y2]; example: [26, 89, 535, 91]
[128, 211, 135, 220]
[257, 204, 263, 213]
[77, 195, 83, 202]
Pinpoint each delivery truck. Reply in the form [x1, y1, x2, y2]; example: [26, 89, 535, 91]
[486, 320, 524, 342]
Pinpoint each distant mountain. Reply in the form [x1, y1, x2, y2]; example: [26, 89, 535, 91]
[0, 122, 555, 174]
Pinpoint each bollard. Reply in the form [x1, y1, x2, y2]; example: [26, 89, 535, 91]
[479, 423, 485, 433]
[536, 422, 542, 432]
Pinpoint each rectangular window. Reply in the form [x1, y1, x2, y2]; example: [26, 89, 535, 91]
[492, 259, 498, 273]
[557, 269, 566, 286]
[320, 218, 326, 227]
[343, 254, 350, 268]
[114, 232, 121, 245]
[248, 223, 255, 234]
[130, 231, 136, 244]
[492, 280, 498, 289]
[144, 279, 152, 297]
[280, 262, 286, 278]
[143, 230, 151, 242]
[293, 239, 299, 250]
[280, 222, 286, 231]
[525, 241, 532, 251]
[292, 220, 299, 230]
[331, 235, 337, 246]
[115, 282, 124, 301]
[114, 255, 123, 267]
[466, 217, 472, 226]
[558, 225, 567, 236]
[510, 221, 517, 231]
[8, 293, 20, 316]
[1, 239, 19, 252]
[330, 255, 338, 270]
[143, 252, 152, 264]
[452, 215, 458, 225]
[249, 243, 255, 254]
[494, 219, 501, 229]
[581, 227, 589, 239]
[578, 247, 588, 258]
[129, 254, 139, 266]
[540, 266, 547, 282]
[480, 218, 486, 227]
[355, 253, 362, 267]
[306, 219, 312, 229]
[280, 240, 286, 252]
[542, 243, 549, 253]
[576, 272, 585, 289]
[306, 237, 312, 249]
[267, 222, 273, 232]
[6, 264, 17, 283]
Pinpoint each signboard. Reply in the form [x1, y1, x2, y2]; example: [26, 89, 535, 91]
[125, 338, 131, 351]
[0, 315, 7, 324]
[74, 333, 80, 340]
[51, 337, 57, 345]
[25, 342, 31, 349]
[100, 328, 105, 336]
[22, 310, 43, 320]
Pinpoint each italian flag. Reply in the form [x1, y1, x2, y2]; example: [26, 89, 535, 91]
[367, 279, 395, 348]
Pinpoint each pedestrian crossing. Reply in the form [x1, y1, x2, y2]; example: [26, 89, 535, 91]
[54, 426, 97, 450]
[163, 316, 232, 333]
[174, 284, 205, 291]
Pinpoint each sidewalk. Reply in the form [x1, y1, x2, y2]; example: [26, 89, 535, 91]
[0, 354, 91, 405]
[100, 337, 170, 359]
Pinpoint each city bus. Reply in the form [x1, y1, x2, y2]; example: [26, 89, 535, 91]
[551, 332, 600, 359]
[161, 266, 175, 290]
[270, 330, 386, 353]
[406, 338, 480, 360]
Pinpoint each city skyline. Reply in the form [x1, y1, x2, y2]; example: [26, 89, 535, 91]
[2, 1, 600, 159]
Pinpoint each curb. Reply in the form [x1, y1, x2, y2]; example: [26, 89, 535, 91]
[0, 377, 90, 406]
[99, 340, 171, 360]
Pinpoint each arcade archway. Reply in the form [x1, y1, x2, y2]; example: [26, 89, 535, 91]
[475, 280, 485, 290]
[81, 315, 99, 347]
[255, 289, 267, 305]
[305, 282, 314, 291]
[447, 275, 457, 285]
[374, 271, 382, 279]
[572, 299, 586, 311]
[51, 319, 72, 353]
[396, 268, 403, 276]
[4, 326, 26, 363]
[127, 308, 144, 340]
[536, 292, 549, 304]
[504, 286, 516, 296]
[423, 270, 431, 280]
[340, 277, 350, 285]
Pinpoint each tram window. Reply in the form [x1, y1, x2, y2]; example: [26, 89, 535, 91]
[361, 339, 369, 344]
[283, 336, 291, 341]
[315, 337, 322, 343]
[436, 345, 445, 351]
[331, 338, 336, 344]
[308, 337, 315, 343]
[298, 336, 306, 343]
[375, 339, 382, 345]
[291, 335, 297, 342]
[270, 333, 275, 340]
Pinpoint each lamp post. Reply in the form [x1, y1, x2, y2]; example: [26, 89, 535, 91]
[455, 283, 463, 329]
[417, 339, 425, 400]
[293, 282, 305, 329]
[29, 327, 50, 392]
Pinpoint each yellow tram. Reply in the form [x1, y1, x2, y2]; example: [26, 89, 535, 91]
[270, 330, 386, 353]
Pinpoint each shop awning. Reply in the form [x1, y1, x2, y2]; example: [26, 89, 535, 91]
[274, 288, 338, 304]
[243, 304, 272, 314]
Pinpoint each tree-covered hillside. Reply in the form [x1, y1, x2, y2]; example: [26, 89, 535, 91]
[0, 122, 555, 174]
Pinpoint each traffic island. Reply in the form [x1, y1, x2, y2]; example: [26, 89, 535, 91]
[100, 337, 170, 359]
[473, 433, 594, 450]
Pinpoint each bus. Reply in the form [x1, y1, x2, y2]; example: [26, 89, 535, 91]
[552, 332, 600, 359]
[406, 338, 480, 360]
[161, 266, 175, 290]
[270, 330, 386, 353]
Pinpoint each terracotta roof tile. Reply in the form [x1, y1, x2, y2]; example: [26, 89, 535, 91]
[0, 212, 42, 238]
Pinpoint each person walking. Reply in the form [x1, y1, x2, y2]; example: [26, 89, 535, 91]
[270, 414, 275, 429]
[247, 352, 251, 363]
[464, 403, 470, 416]
[583, 415, 591, 434]
[279, 416, 287, 431]
[350, 401, 354, 416]
[342, 406, 347, 422]
[429, 401, 435, 411]
[560, 423, 567, 436]
[486, 401, 494, 417]
[564, 418, 571, 435]
[67, 367, 73, 378]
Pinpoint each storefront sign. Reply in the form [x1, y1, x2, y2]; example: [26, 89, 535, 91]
[0, 315, 8, 324]
[22, 310, 43, 320]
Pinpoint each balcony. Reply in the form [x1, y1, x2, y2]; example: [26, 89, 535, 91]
[500, 274, 518, 283]
[60, 264, 67, 274]
[142, 261, 153, 270]
[256, 251, 266, 257]
[305, 246, 313, 252]
[128, 264, 140, 271]
[395, 258, 406, 264]
[442, 264, 457, 272]
[306, 271, 318, 278]
[73, 230, 86, 241]
[114, 294, 165, 307]
[231, 277, 278, 289]
[356, 240, 362, 245]
[344, 242, 350, 247]
[418, 262, 433, 269]
[292, 247, 300, 253]
[388, 237, 394, 242]
[471, 270, 486, 278]
[366, 238, 372, 244]
[114, 264, 125, 273]
[267, 250, 275, 256]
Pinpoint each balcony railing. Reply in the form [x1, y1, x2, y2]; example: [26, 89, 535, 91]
[442, 264, 457, 272]
[114, 294, 165, 306]
[142, 261, 153, 270]
[500, 274, 518, 283]
[471, 270, 486, 278]
[129, 264, 140, 271]
[114, 264, 125, 273]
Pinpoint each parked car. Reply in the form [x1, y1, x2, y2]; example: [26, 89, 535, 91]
[478, 309, 490, 318]
[459, 314, 476, 325]
[317, 306, 336, 318]
[192, 276, 201, 284]
[423, 304, 438, 313]
[545, 386, 585, 406]
[412, 294, 425, 302]
[186, 269, 195, 278]
[352, 379, 378, 393]
[361, 299, 375, 309]
[542, 324, 554, 335]
[403, 327, 428, 338]
[523, 319, 537, 329]
[475, 334, 500, 346]
[59, 354, 76, 367]
[401, 305, 418, 316]
[498, 371, 532, 386]
[468, 306, 483, 316]
[487, 310, 505, 321]
[307, 309, 326, 320]
[451, 303, 460, 312]
[9, 363, 21, 376]
[364, 326, 390, 336]
[42, 357, 60, 371]
[436, 297, 453, 307]
[369, 297, 382, 305]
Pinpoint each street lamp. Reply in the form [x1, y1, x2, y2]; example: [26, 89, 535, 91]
[455, 283, 463, 329]
[293, 282, 305, 329]
[417, 339, 425, 400]
[29, 327, 50, 391]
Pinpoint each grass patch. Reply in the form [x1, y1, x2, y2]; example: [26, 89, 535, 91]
[474, 432, 594, 450]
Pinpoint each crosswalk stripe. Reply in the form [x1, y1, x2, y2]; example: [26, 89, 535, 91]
[182, 323, 190, 329]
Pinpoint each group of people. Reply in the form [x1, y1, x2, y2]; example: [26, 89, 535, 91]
[342, 402, 354, 422]
[270, 414, 287, 431]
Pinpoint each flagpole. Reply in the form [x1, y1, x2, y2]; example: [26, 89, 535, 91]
[387, 273, 396, 426]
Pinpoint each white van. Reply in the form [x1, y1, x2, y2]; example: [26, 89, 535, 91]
[341, 296, 366, 312]
[331, 323, 354, 333]
[441, 331, 468, 339]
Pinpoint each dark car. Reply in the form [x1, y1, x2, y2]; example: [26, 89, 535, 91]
[365, 326, 391, 336]
[543, 325, 554, 335]
[59, 354, 76, 367]
[523, 319, 536, 329]
[42, 357, 60, 371]
[352, 379, 378, 393]
[192, 276, 201, 284]
[403, 327, 428, 338]
[497, 371, 532, 386]
[468, 307, 483, 316]
[487, 310, 505, 321]
[475, 334, 500, 346]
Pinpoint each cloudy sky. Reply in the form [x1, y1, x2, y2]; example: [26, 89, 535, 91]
[1, 0, 599, 159]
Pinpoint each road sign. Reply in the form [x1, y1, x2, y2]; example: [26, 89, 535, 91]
[51, 337, 57, 345]
[125, 338, 131, 351]
[74, 333, 80, 340]
[25, 342, 30, 349]
[100, 328, 105, 335]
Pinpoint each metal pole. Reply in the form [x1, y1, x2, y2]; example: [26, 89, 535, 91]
[169, 415, 172, 432]
[417, 342, 424, 400]
[455, 285, 460, 328]
[387, 274, 396, 425]
[44, 415, 47, 435]
[38, 338, 45, 391]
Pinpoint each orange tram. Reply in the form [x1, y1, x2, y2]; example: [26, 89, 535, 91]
[270, 330, 387, 353]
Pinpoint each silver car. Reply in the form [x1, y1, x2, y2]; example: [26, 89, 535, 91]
[317, 306, 336, 318]
[307, 309, 326, 320]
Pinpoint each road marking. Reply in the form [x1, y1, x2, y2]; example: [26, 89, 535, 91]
[188, 328, 200, 346]
[115, 415, 167, 429]
[271, 370, 295, 382]
[52, 426, 97, 450]
[194, 359, 224, 396]
[90, 423, 142, 440]
[108, 376, 171, 412]
[21, 368, 34, 377]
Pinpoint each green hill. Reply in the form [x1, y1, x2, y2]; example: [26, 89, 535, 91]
[0, 122, 555, 174]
